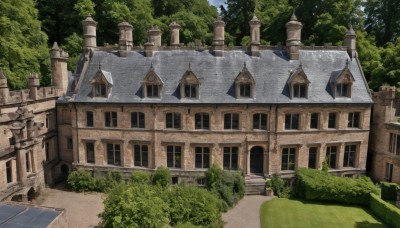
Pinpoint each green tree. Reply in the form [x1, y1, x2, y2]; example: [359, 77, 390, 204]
[0, 0, 49, 89]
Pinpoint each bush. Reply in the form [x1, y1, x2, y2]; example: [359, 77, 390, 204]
[67, 169, 93, 192]
[130, 171, 151, 185]
[269, 173, 290, 198]
[152, 166, 171, 187]
[370, 193, 400, 228]
[381, 181, 399, 201]
[206, 164, 222, 189]
[293, 168, 379, 205]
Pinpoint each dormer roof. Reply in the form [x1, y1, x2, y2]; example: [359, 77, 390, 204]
[180, 63, 200, 84]
[91, 69, 113, 85]
[288, 64, 310, 84]
[329, 60, 355, 84]
[235, 63, 255, 84]
[142, 65, 163, 85]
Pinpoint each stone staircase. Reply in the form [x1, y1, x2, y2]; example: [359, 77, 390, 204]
[245, 175, 266, 195]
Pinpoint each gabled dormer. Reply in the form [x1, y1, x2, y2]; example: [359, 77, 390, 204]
[330, 60, 355, 98]
[142, 64, 163, 98]
[288, 64, 310, 99]
[91, 68, 113, 98]
[235, 63, 255, 98]
[180, 63, 200, 99]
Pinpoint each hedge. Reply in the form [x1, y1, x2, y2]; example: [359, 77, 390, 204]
[293, 168, 380, 205]
[370, 193, 400, 228]
[381, 182, 399, 201]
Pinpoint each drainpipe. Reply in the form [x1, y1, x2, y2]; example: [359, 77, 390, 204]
[74, 103, 80, 163]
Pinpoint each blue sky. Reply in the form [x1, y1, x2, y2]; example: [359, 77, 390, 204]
[208, 0, 226, 8]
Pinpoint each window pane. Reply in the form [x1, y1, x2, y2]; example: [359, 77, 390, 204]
[231, 147, 238, 169]
[310, 113, 318, 129]
[142, 148, 148, 167]
[195, 152, 202, 168]
[185, 85, 191, 97]
[232, 114, 239, 129]
[328, 113, 336, 128]
[174, 113, 180, 129]
[261, 114, 267, 130]
[105, 112, 110, 127]
[6, 161, 12, 183]
[107, 144, 114, 164]
[204, 147, 210, 168]
[167, 146, 174, 167]
[175, 146, 181, 168]
[294, 84, 299, 97]
[253, 114, 260, 129]
[223, 147, 230, 169]
[134, 145, 141, 166]
[195, 113, 201, 129]
[396, 135, 400, 155]
[308, 147, 317, 169]
[289, 151, 295, 170]
[131, 112, 137, 128]
[292, 114, 299, 129]
[87, 143, 95, 163]
[112, 112, 117, 127]
[300, 84, 306, 97]
[87, 111, 93, 127]
[191, 85, 196, 98]
[285, 114, 291, 129]
[166, 113, 172, 128]
[139, 112, 145, 128]
[203, 113, 209, 129]
[224, 114, 231, 129]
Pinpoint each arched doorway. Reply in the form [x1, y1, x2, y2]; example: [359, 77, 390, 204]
[250, 146, 264, 174]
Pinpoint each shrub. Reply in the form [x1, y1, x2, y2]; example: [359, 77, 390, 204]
[293, 168, 379, 205]
[67, 169, 93, 192]
[130, 171, 151, 185]
[91, 176, 107, 192]
[381, 181, 399, 201]
[206, 164, 222, 189]
[370, 193, 400, 228]
[152, 166, 171, 187]
[269, 173, 290, 198]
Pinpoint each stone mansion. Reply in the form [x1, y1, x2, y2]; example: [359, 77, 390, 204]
[0, 14, 398, 200]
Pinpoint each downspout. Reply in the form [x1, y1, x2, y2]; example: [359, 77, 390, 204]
[74, 103, 80, 163]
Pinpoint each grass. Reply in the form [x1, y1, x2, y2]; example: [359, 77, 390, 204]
[260, 198, 386, 228]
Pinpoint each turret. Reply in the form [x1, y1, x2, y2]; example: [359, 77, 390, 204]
[50, 42, 69, 95]
[0, 68, 9, 104]
[169, 22, 181, 47]
[344, 25, 357, 59]
[28, 73, 40, 100]
[285, 12, 302, 60]
[82, 15, 97, 50]
[213, 16, 225, 57]
[249, 15, 261, 57]
[118, 22, 133, 57]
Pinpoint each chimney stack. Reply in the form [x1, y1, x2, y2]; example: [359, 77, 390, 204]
[344, 25, 357, 59]
[213, 16, 225, 57]
[28, 73, 40, 100]
[285, 11, 302, 60]
[118, 22, 133, 57]
[169, 22, 181, 47]
[82, 15, 98, 50]
[50, 42, 69, 95]
[249, 16, 261, 57]
[147, 27, 162, 49]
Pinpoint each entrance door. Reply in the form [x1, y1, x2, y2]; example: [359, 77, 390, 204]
[250, 146, 264, 174]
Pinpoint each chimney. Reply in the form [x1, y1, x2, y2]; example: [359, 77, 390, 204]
[213, 16, 225, 57]
[82, 15, 98, 50]
[169, 22, 181, 47]
[249, 15, 261, 57]
[344, 25, 357, 59]
[285, 11, 302, 60]
[118, 22, 133, 57]
[50, 42, 69, 95]
[147, 26, 162, 49]
[0, 68, 9, 104]
[28, 73, 40, 100]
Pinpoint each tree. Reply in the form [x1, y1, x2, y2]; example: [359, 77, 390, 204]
[0, 0, 49, 89]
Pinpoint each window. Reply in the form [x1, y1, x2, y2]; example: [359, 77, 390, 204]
[134, 144, 148, 167]
[336, 83, 349, 97]
[253, 113, 267, 130]
[184, 84, 197, 98]
[308, 147, 317, 169]
[131, 112, 145, 128]
[343, 145, 356, 167]
[310, 113, 319, 129]
[195, 147, 210, 168]
[166, 113, 181, 129]
[45, 114, 50, 128]
[195, 113, 209, 129]
[348, 112, 360, 128]
[293, 84, 306, 98]
[67, 137, 73, 150]
[167, 145, 181, 168]
[105, 112, 117, 127]
[147, 85, 159, 97]
[388, 133, 400, 155]
[326, 146, 337, 169]
[224, 113, 239, 130]
[107, 143, 121, 165]
[6, 161, 12, 183]
[45, 142, 50, 161]
[385, 163, 393, 182]
[94, 83, 106, 97]
[87, 142, 95, 163]
[239, 84, 251, 97]
[281, 147, 296, 170]
[86, 111, 93, 127]
[25, 152, 31, 173]
[285, 113, 299, 130]
[328, 113, 336, 129]
[223, 147, 238, 170]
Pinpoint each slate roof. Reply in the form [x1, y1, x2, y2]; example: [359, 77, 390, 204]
[70, 49, 372, 104]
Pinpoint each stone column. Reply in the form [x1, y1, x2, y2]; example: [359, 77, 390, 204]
[249, 16, 261, 57]
[169, 22, 181, 47]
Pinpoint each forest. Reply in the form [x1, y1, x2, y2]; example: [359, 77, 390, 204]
[0, 0, 399, 91]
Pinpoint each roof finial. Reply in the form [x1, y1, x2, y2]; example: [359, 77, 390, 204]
[188, 62, 191, 70]
[99, 62, 102, 70]
[291, 8, 297, 21]
[299, 61, 303, 68]
[346, 58, 349, 66]
[150, 61, 154, 70]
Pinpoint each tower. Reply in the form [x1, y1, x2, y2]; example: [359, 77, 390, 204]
[286, 12, 302, 60]
[213, 16, 225, 57]
[169, 22, 181, 47]
[50, 42, 69, 95]
[344, 25, 357, 59]
[82, 15, 98, 50]
[28, 73, 40, 100]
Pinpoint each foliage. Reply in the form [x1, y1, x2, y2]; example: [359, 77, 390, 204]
[130, 171, 152, 185]
[268, 173, 290, 198]
[169, 185, 222, 227]
[380, 181, 399, 201]
[321, 160, 329, 173]
[152, 166, 171, 187]
[369, 193, 400, 228]
[67, 169, 93, 192]
[293, 168, 380, 205]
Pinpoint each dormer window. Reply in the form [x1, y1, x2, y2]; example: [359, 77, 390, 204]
[330, 60, 355, 98]
[180, 64, 199, 99]
[91, 69, 113, 98]
[142, 64, 163, 98]
[288, 64, 309, 99]
[235, 63, 255, 99]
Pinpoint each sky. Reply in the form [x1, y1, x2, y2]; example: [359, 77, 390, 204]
[208, 0, 226, 8]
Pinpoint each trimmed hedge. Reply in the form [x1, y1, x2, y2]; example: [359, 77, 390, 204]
[370, 193, 400, 228]
[381, 182, 399, 201]
[293, 168, 379, 205]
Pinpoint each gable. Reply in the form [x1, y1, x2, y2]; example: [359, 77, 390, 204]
[288, 66, 310, 84]
[235, 64, 255, 84]
[181, 70, 199, 85]
[143, 67, 163, 85]
[91, 70, 113, 85]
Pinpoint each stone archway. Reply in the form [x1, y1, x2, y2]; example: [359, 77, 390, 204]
[250, 146, 264, 174]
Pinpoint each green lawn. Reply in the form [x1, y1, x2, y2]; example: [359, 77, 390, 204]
[260, 198, 386, 228]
